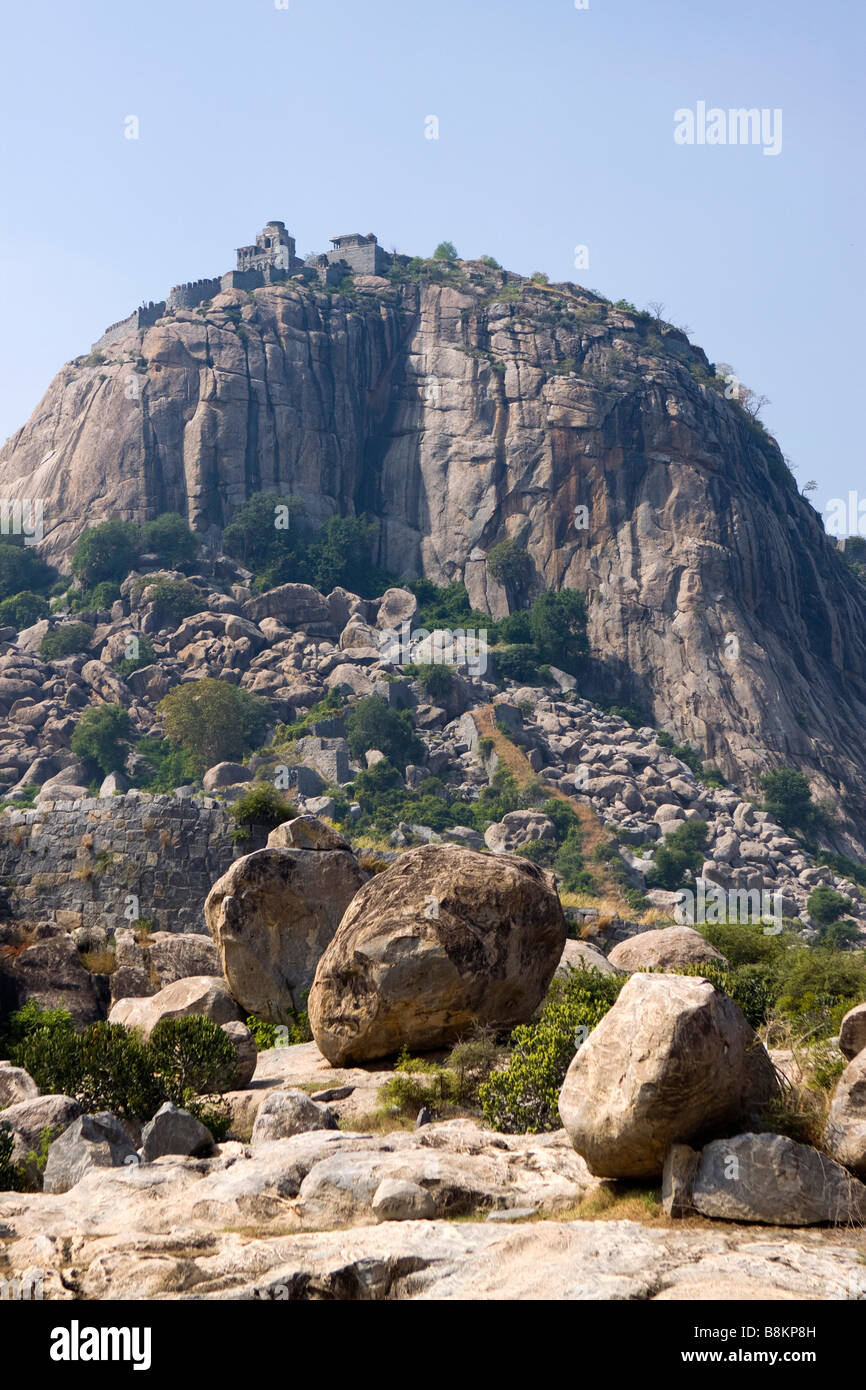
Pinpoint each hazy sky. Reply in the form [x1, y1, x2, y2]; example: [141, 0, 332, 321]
[1, 0, 863, 527]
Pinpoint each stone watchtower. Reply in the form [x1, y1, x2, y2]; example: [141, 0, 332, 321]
[236, 221, 297, 275]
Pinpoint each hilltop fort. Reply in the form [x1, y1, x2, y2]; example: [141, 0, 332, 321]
[92, 221, 392, 352]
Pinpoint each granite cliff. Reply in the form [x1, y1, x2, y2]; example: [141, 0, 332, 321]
[2, 256, 865, 841]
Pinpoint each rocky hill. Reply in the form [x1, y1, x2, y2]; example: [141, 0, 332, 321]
[2, 253, 865, 844]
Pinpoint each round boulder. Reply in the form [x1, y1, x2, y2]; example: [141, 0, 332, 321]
[220, 1020, 258, 1089]
[825, 1049, 866, 1178]
[558, 972, 779, 1179]
[309, 843, 567, 1065]
[608, 926, 728, 973]
[839, 1003, 866, 1061]
[205, 843, 367, 1023]
[108, 975, 241, 1040]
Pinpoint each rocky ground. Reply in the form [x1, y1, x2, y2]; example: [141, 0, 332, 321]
[2, 568, 866, 1302]
[1, 571, 862, 938]
[2, 1040, 866, 1302]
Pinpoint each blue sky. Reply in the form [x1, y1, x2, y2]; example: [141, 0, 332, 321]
[1, 0, 863, 524]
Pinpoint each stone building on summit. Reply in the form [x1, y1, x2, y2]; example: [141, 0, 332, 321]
[91, 221, 393, 351]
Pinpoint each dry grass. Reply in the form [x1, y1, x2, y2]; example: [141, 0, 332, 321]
[337, 1109, 416, 1136]
[538, 1183, 667, 1225]
[80, 948, 117, 975]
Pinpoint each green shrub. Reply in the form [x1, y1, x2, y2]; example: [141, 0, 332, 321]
[0, 590, 49, 629]
[148, 1015, 239, 1103]
[528, 590, 588, 674]
[230, 783, 295, 838]
[222, 492, 306, 572]
[0, 1123, 25, 1192]
[15, 1021, 159, 1120]
[494, 644, 546, 684]
[760, 767, 818, 835]
[158, 679, 272, 774]
[486, 539, 533, 594]
[497, 610, 532, 645]
[554, 829, 593, 892]
[0, 1000, 74, 1056]
[479, 967, 625, 1132]
[772, 948, 866, 1036]
[114, 633, 157, 677]
[132, 735, 202, 792]
[412, 662, 455, 700]
[71, 520, 139, 587]
[433, 240, 458, 260]
[644, 820, 708, 890]
[70, 580, 121, 613]
[245, 1010, 312, 1050]
[807, 885, 852, 927]
[70, 704, 132, 776]
[345, 695, 423, 770]
[139, 513, 199, 567]
[0, 536, 57, 604]
[141, 576, 201, 623]
[40, 622, 94, 659]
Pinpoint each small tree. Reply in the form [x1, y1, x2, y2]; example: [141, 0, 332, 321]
[346, 695, 423, 769]
[644, 821, 708, 891]
[487, 539, 533, 596]
[158, 679, 272, 773]
[760, 768, 817, 835]
[230, 783, 295, 838]
[529, 590, 588, 674]
[433, 240, 458, 261]
[140, 513, 200, 567]
[807, 885, 852, 927]
[40, 623, 94, 660]
[0, 590, 49, 629]
[0, 539, 56, 604]
[71, 520, 140, 587]
[70, 704, 132, 776]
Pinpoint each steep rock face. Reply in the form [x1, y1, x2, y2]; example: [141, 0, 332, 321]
[3, 270, 866, 837]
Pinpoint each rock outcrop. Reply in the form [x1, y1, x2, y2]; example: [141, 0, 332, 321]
[204, 828, 367, 1022]
[558, 973, 779, 1178]
[3, 269, 866, 840]
[309, 843, 567, 1064]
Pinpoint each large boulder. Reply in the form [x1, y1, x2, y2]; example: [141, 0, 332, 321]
[484, 811, 557, 855]
[220, 1020, 258, 1090]
[555, 939, 620, 978]
[309, 843, 567, 1065]
[42, 1112, 136, 1194]
[140, 1103, 214, 1162]
[266, 815, 352, 853]
[244, 583, 330, 628]
[825, 1049, 866, 1178]
[0, 1094, 82, 1167]
[249, 1089, 337, 1144]
[558, 973, 779, 1178]
[839, 1003, 866, 1061]
[0, 1063, 39, 1108]
[205, 837, 366, 1023]
[111, 930, 222, 1003]
[108, 975, 241, 1040]
[376, 587, 418, 631]
[608, 927, 727, 973]
[691, 1132, 866, 1225]
[0, 931, 101, 1026]
[202, 762, 252, 792]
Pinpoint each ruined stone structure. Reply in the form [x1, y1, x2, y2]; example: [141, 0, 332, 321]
[0, 793, 241, 934]
[324, 233, 390, 277]
[90, 221, 391, 349]
[166, 277, 223, 312]
[92, 301, 167, 353]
